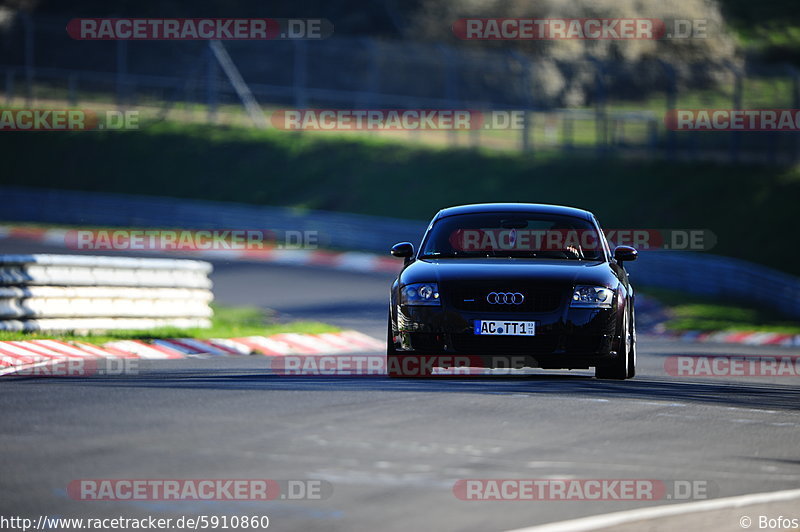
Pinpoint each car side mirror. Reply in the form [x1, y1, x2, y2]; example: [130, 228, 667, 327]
[614, 245, 638, 263]
[391, 242, 415, 265]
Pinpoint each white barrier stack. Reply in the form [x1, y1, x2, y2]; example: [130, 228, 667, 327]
[0, 255, 213, 332]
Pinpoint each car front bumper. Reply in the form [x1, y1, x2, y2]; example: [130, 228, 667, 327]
[394, 304, 620, 369]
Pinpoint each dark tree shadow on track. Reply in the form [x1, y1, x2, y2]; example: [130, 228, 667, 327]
[19, 371, 800, 412]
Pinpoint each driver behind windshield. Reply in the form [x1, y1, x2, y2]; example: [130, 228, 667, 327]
[421, 213, 604, 260]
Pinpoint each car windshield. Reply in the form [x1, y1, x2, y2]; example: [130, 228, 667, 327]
[419, 212, 606, 261]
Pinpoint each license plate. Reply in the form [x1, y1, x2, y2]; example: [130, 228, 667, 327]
[474, 320, 536, 336]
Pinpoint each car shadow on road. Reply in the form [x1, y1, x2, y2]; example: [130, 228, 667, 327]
[30, 370, 800, 412]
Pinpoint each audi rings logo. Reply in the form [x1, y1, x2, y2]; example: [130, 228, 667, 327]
[486, 292, 525, 304]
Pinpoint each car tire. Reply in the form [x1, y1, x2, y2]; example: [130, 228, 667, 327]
[626, 306, 637, 379]
[387, 316, 397, 356]
[387, 317, 401, 378]
[595, 306, 631, 380]
[386, 317, 433, 379]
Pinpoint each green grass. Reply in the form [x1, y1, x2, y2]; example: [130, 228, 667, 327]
[0, 304, 339, 344]
[719, 0, 800, 62]
[2, 120, 799, 275]
[641, 288, 800, 334]
[15, 71, 800, 154]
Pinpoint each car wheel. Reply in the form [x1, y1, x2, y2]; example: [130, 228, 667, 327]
[386, 317, 433, 379]
[387, 316, 397, 356]
[595, 307, 630, 380]
[626, 306, 636, 379]
[387, 317, 401, 378]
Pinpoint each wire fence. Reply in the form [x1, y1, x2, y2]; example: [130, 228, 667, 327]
[2, 14, 800, 162]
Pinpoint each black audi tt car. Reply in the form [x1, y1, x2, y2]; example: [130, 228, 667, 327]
[388, 203, 638, 379]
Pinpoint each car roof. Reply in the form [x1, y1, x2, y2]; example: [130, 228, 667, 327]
[435, 203, 595, 221]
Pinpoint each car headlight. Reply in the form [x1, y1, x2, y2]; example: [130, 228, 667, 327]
[400, 283, 440, 306]
[571, 286, 614, 308]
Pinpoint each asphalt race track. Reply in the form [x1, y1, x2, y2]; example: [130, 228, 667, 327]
[2, 240, 799, 531]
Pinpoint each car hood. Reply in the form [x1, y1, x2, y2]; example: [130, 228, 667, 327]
[399, 258, 617, 288]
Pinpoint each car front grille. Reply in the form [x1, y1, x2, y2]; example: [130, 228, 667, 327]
[449, 285, 567, 313]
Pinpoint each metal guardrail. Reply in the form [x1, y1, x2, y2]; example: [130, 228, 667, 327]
[0, 186, 428, 254]
[628, 251, 800, 318]
[0, 254, 213, 331]
[2, 186, 800, 318]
